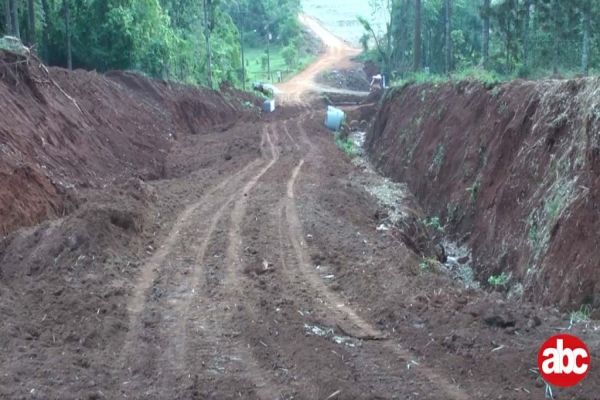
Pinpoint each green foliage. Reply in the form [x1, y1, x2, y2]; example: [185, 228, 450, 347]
[245, 45, 314, 83]
[528, 223, 540, 246]
[424, 216, 444, 233]
[488, 272, 510, 288]
[466, 178, 481, 204]
[334, 133, 358, 157]
[569, 304, 592, 326]
[1, 0, 303, 88]
[450, 67, 503, 87]
[419, 257, 438, 272]
[358, 0, 600, 82]
[281, 45, 298, 70]
[393, 67, 504, 88]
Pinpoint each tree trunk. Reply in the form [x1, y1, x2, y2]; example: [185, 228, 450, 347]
[413, 0, 422, 71]
[10, 0, 19, 38]
[482, 0, 490, 67]
[4, 0, 12, 35]
[581, 0, 590, 75]
[41, 0, 51, 61]
[391, 0, 410, 73]
[27, 0, 35, 46]
[444, 0, 452, 73]
[523, 0, 531, 68]
[64, 0, 72, 70]
[203, 0, 213, 88]
[551, 0, 559, 74]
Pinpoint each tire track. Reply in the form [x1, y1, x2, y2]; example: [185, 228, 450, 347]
[117, 158, 265, 395]
[279, 115, 469, 400]
[179, 124, 287, 399]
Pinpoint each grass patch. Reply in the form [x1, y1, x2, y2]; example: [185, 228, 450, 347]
[390, 67, 506, 89]
[245, 45, 316, 84]
[334, 133, 358, 157]
[419, 257, 440, 272]
[569, 304, 592, 327]
[466, 178, 481, 204]
[488, 272, 510, 288]
[424, 216, 444, 233]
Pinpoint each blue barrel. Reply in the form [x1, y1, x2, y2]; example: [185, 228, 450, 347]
[325, 106, 345, 131]
[263, 99, 275, 112]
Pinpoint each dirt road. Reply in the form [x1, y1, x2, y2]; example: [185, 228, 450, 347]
[276, 14, 365, 102]
[105, 17, 598, 400]
[1, 14, 597, 400]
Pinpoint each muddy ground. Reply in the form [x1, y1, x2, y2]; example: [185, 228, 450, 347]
[1, 91, 598, 399]
[1, 17, 599, 400]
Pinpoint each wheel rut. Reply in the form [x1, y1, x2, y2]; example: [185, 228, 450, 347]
[276, 115, 470, 400]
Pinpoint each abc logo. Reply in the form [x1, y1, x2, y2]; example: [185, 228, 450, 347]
[537, 334, 590, 387]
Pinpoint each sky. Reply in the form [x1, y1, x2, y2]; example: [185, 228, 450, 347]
[301, 0, 388, 46]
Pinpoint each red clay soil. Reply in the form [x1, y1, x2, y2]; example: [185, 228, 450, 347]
[1, 21, 599, 399]
[0, 50, 256, 236]
[366, 79, 600, 310]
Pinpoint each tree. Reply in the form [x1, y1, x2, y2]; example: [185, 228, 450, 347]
[4, 0, 11, 35]
[444, 0, 452, 73]
[481, 0, 490, 67]
[523, 0, 532, 69]
[581, 0, 591, 75]
[358, 15, 391, 78]
[63, 0, 72, 70]
[413, 0, 421, 71]
[40, 0, 51, 59]
[27, 0, 35, 45]
[390, 0, 410, 73]
[9, 0, 19, 38]
[282, 44, 297, 71]
[203, 0, 214, 87]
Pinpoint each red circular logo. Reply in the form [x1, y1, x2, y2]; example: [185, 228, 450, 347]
[538, 334, 590, 387]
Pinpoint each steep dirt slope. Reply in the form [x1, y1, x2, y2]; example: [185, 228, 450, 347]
[0, 50, 255, 235]
[367, 78, 600, 310]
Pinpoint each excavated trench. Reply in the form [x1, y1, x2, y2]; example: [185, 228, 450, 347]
[365, 78, 600, 312]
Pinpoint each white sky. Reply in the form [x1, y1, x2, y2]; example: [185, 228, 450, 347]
[301, 0, 388, 46]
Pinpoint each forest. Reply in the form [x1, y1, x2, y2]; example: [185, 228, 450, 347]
[0, 0, 303, 88]
[360, 0, 600, 81]
[2, 1, 599, 89]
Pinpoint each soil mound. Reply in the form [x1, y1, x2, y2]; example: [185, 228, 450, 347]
[0, 51, 253, 235]
[367, 78, 600, 309]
